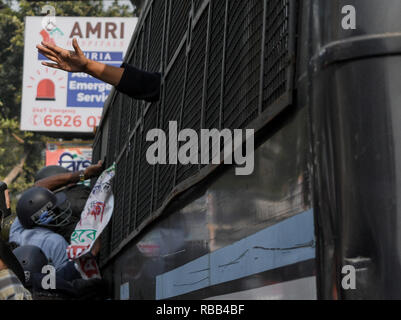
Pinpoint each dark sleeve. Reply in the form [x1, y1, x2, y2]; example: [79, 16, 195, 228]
[116, 63, 161, 102]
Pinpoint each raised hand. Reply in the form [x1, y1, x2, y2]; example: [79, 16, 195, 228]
[36, 38, 89, 73]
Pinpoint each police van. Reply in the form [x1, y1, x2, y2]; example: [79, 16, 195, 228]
[91, 0, 401, 300]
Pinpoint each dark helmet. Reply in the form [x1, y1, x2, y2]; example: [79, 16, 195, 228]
[13, 245, 48, 286]
[17, 187, 72, 229]
[34, 165, 69, 182]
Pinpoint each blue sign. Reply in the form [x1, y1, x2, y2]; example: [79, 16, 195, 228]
[38, 51, 123, 62]
[38, 51, 123, 108]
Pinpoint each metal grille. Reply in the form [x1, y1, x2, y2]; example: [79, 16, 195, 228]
[132, 29, 144, 128]
[193, 0, 204, 14]
[136, 107, 158, 227]
[167, 0, 191, 63]
[111, 152, 127, 251]
[129, 130, 141, 233]
[176, 9, 208, 184]
[129, 96, 138, 129]
[157, 46, 186, 208]
[149, 0, 165, 72]
[106, 99, 120, 165]
[99, 224, 111, 265]
[142, 15, 151, 70]
[204, 0, 225, 131]
[122, 144, 133, 239]
[223, 0, 263, 129]
[92, 133, 102, 164]
[91, 131, 102, 190]
[263, 0, 291, 110]
[94, 0, 297, 258]
[118, 95, 129, 154]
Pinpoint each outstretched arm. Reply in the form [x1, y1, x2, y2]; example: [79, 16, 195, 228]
[36, 39, 124, 86]
[36, 39, 161, 101]
[34, 161, 104, 191]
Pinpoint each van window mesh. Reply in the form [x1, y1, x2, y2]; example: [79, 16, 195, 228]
[263, 0, 291, 110]
[136, 107, 158, 227]
[129, 131, 141, 234]
[222, 0, 263, 129]
[111, 151, 127, 250]
[118, 95, 130, 153]
[167, 0, 192, 64]
[176, 9, 208, 185]
[204, 0, 225, 132]
[156, 45, 186, 209]
[149, 0, 165, 72]
[193, 0, 204, 14]
[93, 0, 297, 257]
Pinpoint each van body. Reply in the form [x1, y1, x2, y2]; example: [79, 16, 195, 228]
[92, 0, 401, 299]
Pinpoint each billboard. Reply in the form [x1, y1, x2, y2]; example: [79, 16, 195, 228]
[46, 141, 93, 172]
[21, 16, 137, 133]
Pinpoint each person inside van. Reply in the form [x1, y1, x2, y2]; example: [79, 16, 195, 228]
[36, 38, 161, 103]
[0, 239, 32, 300]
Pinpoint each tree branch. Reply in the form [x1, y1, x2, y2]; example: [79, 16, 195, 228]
[3, 150, 30, 185]
[11, 133, 25, 144]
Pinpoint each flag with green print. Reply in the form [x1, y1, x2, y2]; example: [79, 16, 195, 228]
[67, 163, 115, 279]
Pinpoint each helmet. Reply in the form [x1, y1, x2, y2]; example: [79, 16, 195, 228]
[13, 245, 48, 286]
[34, 165, 69, 182]
[17, 187, 72, 229]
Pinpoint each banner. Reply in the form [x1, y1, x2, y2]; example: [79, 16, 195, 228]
[67, 164, 115, 279]
[46, 141, 92, 172]
[21, 17, 137, 133]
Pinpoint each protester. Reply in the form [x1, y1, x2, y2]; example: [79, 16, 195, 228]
[0, 261, 32, 300]
[34, 165, 92, 241]
[36, 38, 161, 102]
[0, 239, 32, 300]
[9, 161, 103, 272]
[12, 244, 103, 299]
[5, 161, 107, 299]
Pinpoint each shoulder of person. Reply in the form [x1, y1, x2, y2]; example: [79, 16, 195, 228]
[10, 218, 22, 231]
[46, 231, 68, 245]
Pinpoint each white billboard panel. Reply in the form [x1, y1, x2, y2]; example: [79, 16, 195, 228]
[21, 16, 137, 133]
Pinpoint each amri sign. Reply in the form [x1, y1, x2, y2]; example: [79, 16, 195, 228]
[20, 17, 137, 133]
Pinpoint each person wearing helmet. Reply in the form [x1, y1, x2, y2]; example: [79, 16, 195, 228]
[9, 197, 85, 297]
[12, 245, 48, 287]
[34, 161, 103, 241]
[9, 161, 104, 271]
[9, 187, 73, 271]
[34, 165, 92, 241]
[12, 245, 85, 299]
[0, 239, 32, 300]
